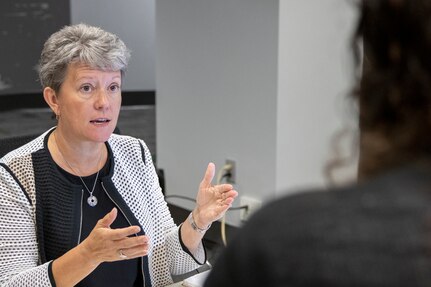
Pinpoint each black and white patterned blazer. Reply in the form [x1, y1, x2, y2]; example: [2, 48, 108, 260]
[0, 128, 205, 287]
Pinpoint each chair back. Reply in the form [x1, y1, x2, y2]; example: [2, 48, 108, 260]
[0, 134, 39, 158]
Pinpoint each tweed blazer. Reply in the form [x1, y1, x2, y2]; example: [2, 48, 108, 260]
[0, 128, 205, 287]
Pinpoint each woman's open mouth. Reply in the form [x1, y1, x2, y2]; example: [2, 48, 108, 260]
[90, 118, 111, 125]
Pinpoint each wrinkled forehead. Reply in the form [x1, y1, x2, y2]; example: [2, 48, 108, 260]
[66, 61, 121, 77]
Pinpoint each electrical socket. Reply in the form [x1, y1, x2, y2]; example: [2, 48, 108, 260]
[225, 159, 236, 184]
[240, 196, 262, 221]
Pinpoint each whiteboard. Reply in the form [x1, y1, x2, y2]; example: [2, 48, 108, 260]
[0, 0, 70, 95]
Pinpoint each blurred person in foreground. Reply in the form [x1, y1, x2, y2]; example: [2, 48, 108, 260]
[204, 0, 431, 286]
[0, 23, 237, 287]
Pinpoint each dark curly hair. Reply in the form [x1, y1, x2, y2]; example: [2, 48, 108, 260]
[355, 0, 431, 178]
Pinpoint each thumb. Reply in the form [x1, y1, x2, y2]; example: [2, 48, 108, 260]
[200, 162, 215, 188]
[98, 207, 118, 228]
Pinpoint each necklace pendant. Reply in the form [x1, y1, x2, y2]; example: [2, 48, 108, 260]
[87, 195, 98, 207]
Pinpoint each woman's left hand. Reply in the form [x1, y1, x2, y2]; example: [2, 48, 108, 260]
[193, 162, 238, 228]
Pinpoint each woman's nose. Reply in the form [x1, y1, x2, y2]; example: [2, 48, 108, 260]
[95, 90, 110, 110]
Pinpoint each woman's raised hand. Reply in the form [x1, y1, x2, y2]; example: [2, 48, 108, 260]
[193, 163, 238, 229]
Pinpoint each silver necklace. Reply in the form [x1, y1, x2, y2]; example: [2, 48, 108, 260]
[54, 132, 103, 207]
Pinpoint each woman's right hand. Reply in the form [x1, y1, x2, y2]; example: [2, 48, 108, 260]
[79, 207, 150, 266]
[52, 208, 149, 287]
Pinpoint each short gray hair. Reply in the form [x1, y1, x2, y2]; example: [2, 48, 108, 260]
[38, 23, 131, 92]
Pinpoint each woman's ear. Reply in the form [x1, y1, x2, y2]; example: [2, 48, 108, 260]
[43, 87, 60, 117]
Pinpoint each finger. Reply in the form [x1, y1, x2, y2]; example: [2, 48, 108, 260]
[129, 243, 150, 257]
[98, 208, 118, 228]
[118, 235, 150, 249]
[225, 189, 239, 199]
[119, 243, 149, 260]
[224, 196, 235, 205]
[217, 188, 237, 201]
[200, 162, 215, 188]
[219, 190, 238, 205]
[117, 249, 128, 260]
[109, 225, 142, 240]
[215, 184, 234, 192]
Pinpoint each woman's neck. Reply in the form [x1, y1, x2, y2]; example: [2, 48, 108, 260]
[49, 129, 107, 176]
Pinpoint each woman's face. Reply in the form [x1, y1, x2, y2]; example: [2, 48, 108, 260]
[54, 63, 122, 144]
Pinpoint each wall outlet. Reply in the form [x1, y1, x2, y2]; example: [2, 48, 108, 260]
[225, 159, 236, 184]
[240, 196, 262, 221]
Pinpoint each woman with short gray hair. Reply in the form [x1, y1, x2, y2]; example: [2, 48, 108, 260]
[0, 23, 237, 287]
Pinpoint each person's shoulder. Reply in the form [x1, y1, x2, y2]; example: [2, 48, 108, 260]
[241, 184, 361, 234]
[258, 185, 354, 216]
[108, 133, 146, 148]
[0, 131, 47, 165]
[246, 164, 431, 232]
[108, 134, 153, 163]
[109, 133, 137, 141]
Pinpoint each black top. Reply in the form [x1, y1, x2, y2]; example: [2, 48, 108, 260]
[57, 155, 142, 287]
[205, 162, 431, 287]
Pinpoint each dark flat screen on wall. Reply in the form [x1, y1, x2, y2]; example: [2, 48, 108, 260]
[0, 0, 70, 96]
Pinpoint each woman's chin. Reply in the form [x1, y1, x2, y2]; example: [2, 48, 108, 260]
[90, 129, 115, 143]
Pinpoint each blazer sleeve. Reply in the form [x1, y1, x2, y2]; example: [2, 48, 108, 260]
[138, 140, 206, 276]
[0, 164, 54, 286]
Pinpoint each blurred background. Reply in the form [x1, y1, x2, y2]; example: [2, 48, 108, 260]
[0, 0, 359, 264]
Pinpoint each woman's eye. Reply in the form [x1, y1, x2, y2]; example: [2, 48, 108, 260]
[80, 85, 93, 93]
[109, 84, 121, 92]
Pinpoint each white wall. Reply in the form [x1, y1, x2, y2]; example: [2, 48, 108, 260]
[70, 0, 155, 91]
[276, 0, 358, 195]
[156, 0, 279, 226]
[156, 0, 358, 226]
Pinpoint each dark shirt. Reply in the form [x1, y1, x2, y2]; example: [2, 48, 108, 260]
[205, 163, 431, 287]
[58, 155, 142, 287]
